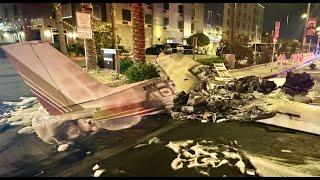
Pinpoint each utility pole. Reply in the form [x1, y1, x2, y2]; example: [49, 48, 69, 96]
[254, 25, 258, 63]
[303, 3, 311, 52]
[231, 3, 236, 42]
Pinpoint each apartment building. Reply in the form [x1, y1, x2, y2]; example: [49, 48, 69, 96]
[0, 3, 25, 43]
[106, 3, 204, 50]
[222, 3, 265, 43]
[203, 3, 224, 55]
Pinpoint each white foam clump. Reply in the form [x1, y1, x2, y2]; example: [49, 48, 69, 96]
[57, 144, 69, 152]
[92, 164, 100, 171]
[17, 126, 34, 135]
[93, 169, 105, 177]
[166, 139, 253, 176]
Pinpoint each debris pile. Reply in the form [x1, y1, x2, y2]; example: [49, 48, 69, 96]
[309, 63, 317, 70]
[281, 72, 314, 96]
[166, 139, 257, 176]
[171, 77, 276, 123]
[225, 76, 277, 94]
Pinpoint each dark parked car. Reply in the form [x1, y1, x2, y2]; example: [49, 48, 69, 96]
[166, 43, 184, 53]
[183, 45, 193, 54]
[146, 44, 170, 55]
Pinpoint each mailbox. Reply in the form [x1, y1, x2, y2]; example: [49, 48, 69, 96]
[101, 48, 117, 70]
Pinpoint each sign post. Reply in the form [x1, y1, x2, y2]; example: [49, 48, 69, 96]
[76, 12, 92, 71]
[192, 36, 197, 60]
[272, 21, 280, 63]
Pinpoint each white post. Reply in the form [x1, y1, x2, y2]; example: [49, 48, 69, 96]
[317, 34, 320, 55]
[84, 38, 88, 71]
[309, 39, 312, 52]
[254, 25, 258, 63]
[272, 43, 276, 63]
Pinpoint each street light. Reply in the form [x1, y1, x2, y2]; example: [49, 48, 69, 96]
[301, 13, 308, 19]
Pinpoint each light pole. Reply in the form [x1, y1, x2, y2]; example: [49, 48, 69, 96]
[316, 27, 320, 54]
[302, 3, 311, 52]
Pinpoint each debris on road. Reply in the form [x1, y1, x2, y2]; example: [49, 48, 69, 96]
[281, 149, 292, 153]
[309, 63, 317, 70]
[282, 72, 314, 96]
[170, 78, 276, 123]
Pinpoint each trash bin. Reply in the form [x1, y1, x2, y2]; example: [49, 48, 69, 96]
[226, 54, 236, 69]
[101, 48, 117, 70]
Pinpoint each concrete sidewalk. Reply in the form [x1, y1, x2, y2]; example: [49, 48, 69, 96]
[229, 58, 319, 78]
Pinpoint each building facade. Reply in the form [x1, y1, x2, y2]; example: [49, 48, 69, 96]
[106, 3, 204, 50]
[202, 3, 224, 55]
[0, 3, 25, 44]
[222, 3, 265, 43]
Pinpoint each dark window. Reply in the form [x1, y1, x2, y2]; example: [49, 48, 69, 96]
[227, 19, 230, 27]
[228, 8, 231, 17]
[163, 3, 169, 10]
[178, 21, 183, 29]
[4, 7, 8, 17]
[163, 17, 169, 26]
[192, 9, 195, 18]
[13, 4, 18, 16]
[208, 10, 212, 19]
[122, 9, 131, 21]
[191, 23, 195, 32]
[244, 13, 246, 19]
[145, 14, 152, 24]
[242, 23, 245, 29]
[216, 27, 219, 32]
[178, 5, 184, 14]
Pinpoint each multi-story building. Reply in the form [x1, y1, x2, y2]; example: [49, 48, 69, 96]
[106, 3, 204, 50]
[0, 3, 25, 43]
[0, 3, 83, 45]
[203, 3, 224, 55]
[222, 3, 265, 43]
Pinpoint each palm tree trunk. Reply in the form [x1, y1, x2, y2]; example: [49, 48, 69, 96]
[53, 3, 68, 55]
[131, 3, 146, 63]
[80, 3, 98, 70]
[111, 3, 120, 74]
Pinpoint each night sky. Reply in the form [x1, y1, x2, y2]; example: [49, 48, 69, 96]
[262, 3, 320, 41]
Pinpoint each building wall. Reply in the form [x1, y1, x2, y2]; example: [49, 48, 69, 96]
[222, 3, 264, 42]
[202, 3, 224, 55]
[109, 3, 204, 50]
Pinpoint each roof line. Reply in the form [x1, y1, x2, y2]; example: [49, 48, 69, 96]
[257, 3, 265, 9]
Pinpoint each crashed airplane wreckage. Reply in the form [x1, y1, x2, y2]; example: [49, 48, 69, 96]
[1, 41, 176, 144]
[154, 52, 320, 136]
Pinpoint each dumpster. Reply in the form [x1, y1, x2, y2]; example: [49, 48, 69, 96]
[101, 48, 117, 70]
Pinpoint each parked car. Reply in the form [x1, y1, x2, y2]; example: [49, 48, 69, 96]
[183, 45, 193, 54]
[145, 44, 170, 55]
[166, 43, 184, 53]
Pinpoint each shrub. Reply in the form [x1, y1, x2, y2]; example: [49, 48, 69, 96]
[187, 33, 210, 47]
[120, 56, 134, 73]
[124, 63, 159, 83]
[196, 57, 225, 67]
[67, 42, 85, 57]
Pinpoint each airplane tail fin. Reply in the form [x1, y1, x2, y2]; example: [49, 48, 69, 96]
[2, 41, 111, 115]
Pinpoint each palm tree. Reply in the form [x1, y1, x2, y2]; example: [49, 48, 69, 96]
[53, 3, 67, 55]
[80, 3, 98, 70]
[131, 3, 146, 63]
[111, 3, 120, 73]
